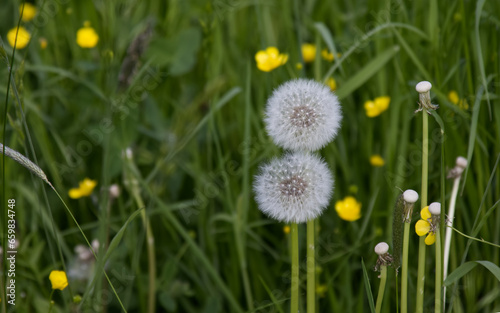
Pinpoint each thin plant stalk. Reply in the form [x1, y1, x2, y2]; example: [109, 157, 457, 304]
[126, 165, 156, 313]
[307, 219, 315, 313]
[416, 109, 429, 313]
[443, 175, 460, 312]
[444, 177, 460, 280]
[375, 265, 388, 313]
[291, 223, 299, 313]
[434, 230, 443, 313]
[401, 222, 411, 313]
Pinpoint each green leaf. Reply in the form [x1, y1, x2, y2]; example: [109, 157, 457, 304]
[335, 46, 399, 99]
[444, 261, 500, 287]
[146, 28, 202, 76]
[361, 259, 376, 313]
[104, 207, 144, 262]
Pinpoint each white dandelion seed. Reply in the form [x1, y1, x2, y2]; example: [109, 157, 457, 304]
[254, 152, 333, 223]
[264, 79, 342, 151]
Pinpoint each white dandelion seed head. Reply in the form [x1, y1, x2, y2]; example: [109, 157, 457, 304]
[374, 242, 389, 255]
[403, 189, 419, 204]
[456, 156, 467, 169]
[416, 81, 432, 93]
[254, 152, 333, 223]
[264, 79, 342, 151]
[429, 202, 441, 215]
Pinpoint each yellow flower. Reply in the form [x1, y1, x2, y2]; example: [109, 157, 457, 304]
[327, 77, 337, 91]
[321, 49, 342, 62]
[447, 90, 469, 110]
[415, 206, 436, 245]
[301, 43, 316, 63]
[316, 284, 328, 297]
[49, 270, 68, 291]
[39, 38, 47, 50]
[296, 63, 303, 70]
[283, 225, 291, 234]
[20, 3, 37, 22]
[69, 178, 97, 199]
[335, 196, 361, 221]
[7, 26, 31, 49]
[255, 47, 288, 72]
[370, 155, 385, 167]
[364, 96, 390, 117]
[448, 90, 459, 105]
[76, 22, 99, 48]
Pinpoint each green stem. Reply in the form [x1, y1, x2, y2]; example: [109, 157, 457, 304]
[435, 230, 442, 313]
[416, 109, 429, 313]
[401, 222, 410, 313]
[375, 266, 387, 313]
[307, 220, 315, 313]
[47, 290, 55, 313]
[291, 223, 299, 313]
[128, 177, 156, 313]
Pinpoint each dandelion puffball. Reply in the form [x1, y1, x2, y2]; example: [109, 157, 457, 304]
[264, 79, 342, 151]
[403, 189, 419, 203]
[429, 202, 441, 215]
[456, 156, 467, 169]
[416, 81, 432, 93]
[375, 242, 389, 255]
[254, 152, 333, 223]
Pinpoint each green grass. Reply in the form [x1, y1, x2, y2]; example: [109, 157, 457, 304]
[1, 0, 500, 312]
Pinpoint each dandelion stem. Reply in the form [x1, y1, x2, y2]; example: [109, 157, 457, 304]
[416, 109, 429, 313]
[401, 222, 410, 313]
[434, 230, 443, 313]
[375, 265, 387, 313]
[443, 177, 460, 283]
[291, 223, 299, 313]
[307, 219, 315, 313]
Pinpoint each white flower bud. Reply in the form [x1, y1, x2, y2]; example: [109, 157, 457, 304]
[456, 156, 467, 169]
[416, 81, 432, 93]
[429, 202, 441, 215]
[403, 189, 419, 204]
[375, 242, 389, 255]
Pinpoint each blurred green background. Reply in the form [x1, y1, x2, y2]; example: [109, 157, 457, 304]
[1, 0, 500, 312]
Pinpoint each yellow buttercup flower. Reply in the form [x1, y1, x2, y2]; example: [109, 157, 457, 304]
[7, 27, 31, 49]
[364, 96, 390, 117]
[301, 43, 316, 63]
[326, 77, 337, 91]
[335, 196, 362, 222]
[49, 270, 68, 291]
[370, 155, 385, 167]
[447, 90, 469, 110]
[76, 22, 99, 48]
[296, 63, 303, 70]
[69, 178, 97, 199]
[20, 3, 37, 21]
[321, 49, 341, 62]
[283, 225, 291, 234]
[255, 47, 288, 72]
[415, 206, 436, 245]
